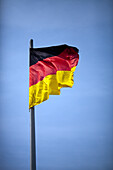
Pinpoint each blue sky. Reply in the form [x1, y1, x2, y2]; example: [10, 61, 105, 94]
[0, 0, 113, 170]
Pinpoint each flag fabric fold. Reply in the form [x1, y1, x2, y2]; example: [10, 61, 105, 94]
[29, 44, 79, 108]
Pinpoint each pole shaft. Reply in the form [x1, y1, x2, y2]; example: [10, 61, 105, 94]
[29, 39, 36, 170]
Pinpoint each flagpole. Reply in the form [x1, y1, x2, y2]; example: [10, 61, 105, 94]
[29, 39, 36, 170]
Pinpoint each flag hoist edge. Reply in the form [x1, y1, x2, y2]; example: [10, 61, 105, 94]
[29, 44, 79, 108]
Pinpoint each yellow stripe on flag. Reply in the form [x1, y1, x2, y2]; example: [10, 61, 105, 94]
[29, 66, 76, 108]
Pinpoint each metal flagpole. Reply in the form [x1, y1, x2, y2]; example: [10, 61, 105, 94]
[29, 39, 36, 170]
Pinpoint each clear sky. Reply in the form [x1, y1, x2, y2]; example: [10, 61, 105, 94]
[0, 0, 113, 170]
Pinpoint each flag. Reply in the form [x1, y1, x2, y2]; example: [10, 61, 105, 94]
[29, 44, 79, 108]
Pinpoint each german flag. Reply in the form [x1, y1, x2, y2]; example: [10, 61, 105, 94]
[29, 44, 79, 108]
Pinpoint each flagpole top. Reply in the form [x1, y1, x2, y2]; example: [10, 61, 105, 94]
[30, 39, 33, 48]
